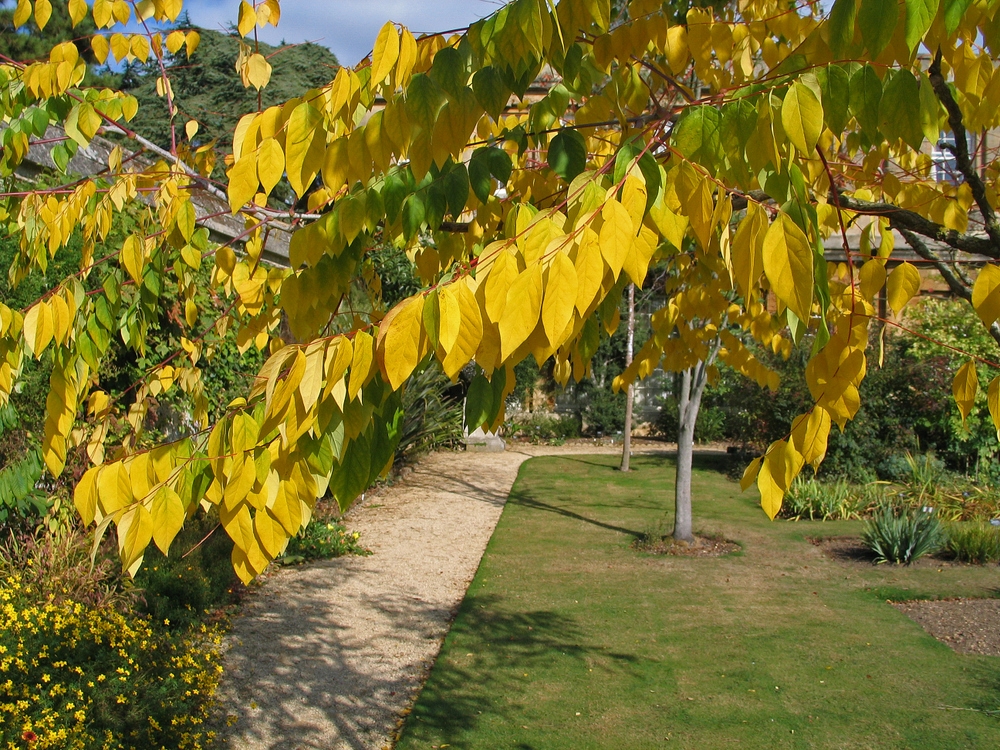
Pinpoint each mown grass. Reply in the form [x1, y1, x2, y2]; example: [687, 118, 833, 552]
[397, 452, 1000, 750]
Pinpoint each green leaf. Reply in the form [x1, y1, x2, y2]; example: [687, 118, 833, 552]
[671, 105, 723, 175]
[781, 81, 823, 155]
[858, 0, 898, 57]
[827, 0, 858, 57]
[904, 0, 939, 50]
[406, 73, 446, 131]
[879, 70, 924, 150]
[442, 164, 470, 218]
[429, 47, 468, 97]
[485, 146, 513, 183]
[548, 129, 588, 182]
[849, 64, 882, 135]
[469, 149, 492, 203]
[472, 66, 510, 120]
[816, 65, 851, 135]
[383, 169, 407, 224]
[943, 0, 973, 35]
[401, 193, 425, 241]
[331, 432, 372, 512]
[465, 373, 494, 432]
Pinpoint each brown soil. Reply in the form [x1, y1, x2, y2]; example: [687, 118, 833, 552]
[634, 533, 740, 557]
[810, 536, 1000, 657]
[809, 535, 963, 569]
[893, 599, 1000, 657]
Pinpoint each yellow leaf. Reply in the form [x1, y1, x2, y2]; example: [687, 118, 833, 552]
[483, 247, 518, 323]
[246, 53, 272, 90]
[886, 261, 921, 316]
[23, 302, 52, 358]
[757, 453, 784, 520]
[371, 21, 400, 89]
[110, 32, 129, 62]
[185, 30, 200, 56]
[256, 137, 285, 195]
[322, 138, 350, 195]
[397, 27, 417, 86]
[988, 375, 1000, 441]
[662, 25, 688, 74]
[237, 0, 255, 37]
[130, 34, 150, 63]
[731, 201, 765, 299]
[649, 199, 688, 251]
[285, 102, 325, 198]
[972, 264, 1000, 328]
[952, 359, 979, 424]
[117, 504, 153, 575]
[762, 212, 813, 324]
[599, 199, 634, 279]
[780, 81, 823, 155]
[150, 486, 185, 555]
[381, 295, 425, 390]
[34, 0, 51, 30]
[574, 228, 605, 314]
[858, 259, 886, 300]
[227, 154, 259, 213]
[165, 29, 185, 54]
[49, 293, 70, 346]
[120, 234, 144, 284]
[542, 252, 578, 345]
[268, 482, 303, 536]
[790, 407, 831, 470]
[185, 119, 199, 141]
[75, 467, 99, 526]
[440, 281, 483, 380]
[91, 34, 110, 64]
[348, 331, 374, 400]
[740, 455, 762, 492]
[499, 264, 543, 361]
[13, 0, 30, 28]
[98, 462, 132, 515]
[254, 509, 289, 559]
[68, 0, 87, 27]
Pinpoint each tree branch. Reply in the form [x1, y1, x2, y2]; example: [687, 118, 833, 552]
[898, 226, 1000, 349]
[928, 49, 1000, 248]
[835, 194, 998, 258]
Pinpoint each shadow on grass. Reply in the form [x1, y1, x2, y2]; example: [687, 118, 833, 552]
[402, 594, 643, 743]
[508, 490, 645, 538]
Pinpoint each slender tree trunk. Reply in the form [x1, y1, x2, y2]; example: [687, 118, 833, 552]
[673, 339, 722, 543]
[620, 284, 635, 472]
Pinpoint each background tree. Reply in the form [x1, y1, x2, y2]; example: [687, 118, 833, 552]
[4, 0, 1000, 583]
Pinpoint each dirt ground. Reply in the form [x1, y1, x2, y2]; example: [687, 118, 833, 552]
[813, 536, 1000, 657]
[214, 442, 666, 750]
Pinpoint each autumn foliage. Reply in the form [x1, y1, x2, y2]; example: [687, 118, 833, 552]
[3, 0, 1000, 580]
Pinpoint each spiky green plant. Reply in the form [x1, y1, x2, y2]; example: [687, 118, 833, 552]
[862, 503, 945, 565]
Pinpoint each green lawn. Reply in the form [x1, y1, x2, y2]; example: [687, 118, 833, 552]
[397, 453, 1000, 750]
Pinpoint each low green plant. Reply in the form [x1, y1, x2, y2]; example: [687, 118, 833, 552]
[396, 362, 463, 464]
[780, 477, 858, 520]
[862, 503, 945, 564]
[279, 519, 370, 564]
[944, 521, 1000, 564]
[504, 412, 580, 443]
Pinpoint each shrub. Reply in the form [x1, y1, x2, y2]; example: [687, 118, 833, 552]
[944, 522, 1000, 564]
[862, 504, 945, 564]
[504, 412, 580, 443]
[0, 574, 222, 750]
[396, 362, 463, 463]
[280, 519, 369, 564]
[781, 477, 858, 520]
[653, 398, 726, 443]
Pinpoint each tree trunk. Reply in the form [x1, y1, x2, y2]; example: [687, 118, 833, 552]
[620, 284, 635, 472]
[672, 340, 721, 543]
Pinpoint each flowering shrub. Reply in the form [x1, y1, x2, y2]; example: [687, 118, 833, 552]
[280, 520, 369, 564]
[0, 574, 222, 749]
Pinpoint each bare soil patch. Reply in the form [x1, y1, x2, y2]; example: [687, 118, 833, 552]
[634, 533, 740, 557]
[893, 598, 1000, 657]
[809, 535, 963, 569]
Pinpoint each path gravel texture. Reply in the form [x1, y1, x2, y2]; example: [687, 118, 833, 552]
[216, 442, 660, 750]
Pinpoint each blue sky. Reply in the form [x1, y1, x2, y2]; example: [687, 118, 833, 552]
[184, 0, 503, 66]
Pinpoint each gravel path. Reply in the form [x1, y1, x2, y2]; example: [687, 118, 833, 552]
[216, 443, 661, 750]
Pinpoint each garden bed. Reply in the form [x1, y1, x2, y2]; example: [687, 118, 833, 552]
[893, 599, 1000, 657]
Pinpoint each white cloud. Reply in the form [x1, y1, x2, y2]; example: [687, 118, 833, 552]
[184, 0, 501, 65]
